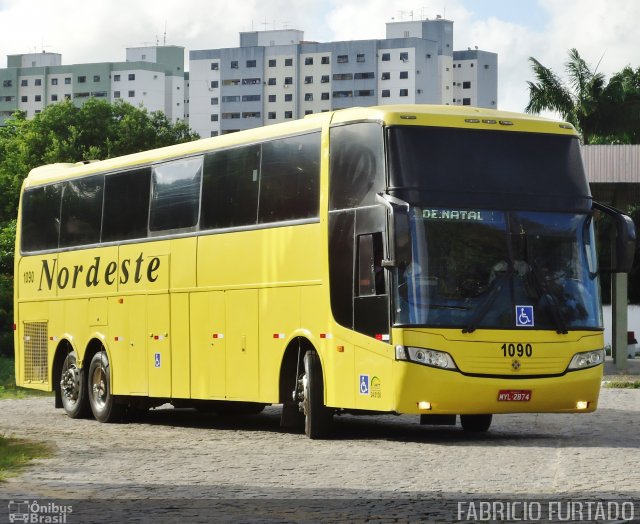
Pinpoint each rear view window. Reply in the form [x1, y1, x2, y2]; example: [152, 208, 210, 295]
[102, 168, 151, 242]
[21, 184, 63, 252]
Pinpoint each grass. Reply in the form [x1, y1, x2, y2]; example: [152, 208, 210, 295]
[603, 380, 640, 389]
[0, 354, 52, 399]
[0, 436, 51, 481]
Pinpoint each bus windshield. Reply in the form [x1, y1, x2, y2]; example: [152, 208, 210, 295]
[394, 208, 602, 331]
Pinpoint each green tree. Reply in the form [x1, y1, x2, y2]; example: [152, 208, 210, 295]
[525, 49, 640, 144]
[0, 98, 198, 356]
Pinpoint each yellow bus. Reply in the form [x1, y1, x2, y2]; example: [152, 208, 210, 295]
[14, 105, 636, 438]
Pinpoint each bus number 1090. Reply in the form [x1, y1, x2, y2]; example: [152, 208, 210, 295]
[501, 343, 533, 358]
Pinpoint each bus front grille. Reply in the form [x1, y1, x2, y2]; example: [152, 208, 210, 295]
[23, 322, 48, 383]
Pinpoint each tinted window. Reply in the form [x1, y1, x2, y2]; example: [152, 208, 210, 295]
[329, 123, 385, 210]
[201, 145, 260, 229]
[149, 157, 202, 232]
[102, 168, 151, 242]
[258, 132, 321, 223]
[59, 176, 104, 248]
[21, 184, 63, 252]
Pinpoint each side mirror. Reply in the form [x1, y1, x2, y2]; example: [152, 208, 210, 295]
[376, 193, 411, 268]
[593, 201, 637, 273]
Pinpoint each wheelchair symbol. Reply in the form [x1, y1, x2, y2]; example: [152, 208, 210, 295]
[359, 374, 369, 395]
[516, 306, 534, 327]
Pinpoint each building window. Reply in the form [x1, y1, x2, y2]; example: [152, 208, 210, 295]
[211, 80, 218, 88]
[305, 110, 313, 115]
[381, 53, 390, 62]
[321, 56, 330, 65]
[221, 112, 241, 119]
[128, 74, 135, 81]
[381, 72, 390, 80]
[305, 57, 313, 65]
[242, 94, 261, 102]
[400, 52, 409, 61]
[128, 90, 135, 97]
[399, 71, 409, 79]
[268, 94, 276, 102]
[333, 73, 353, 81]
[357, 54, 365, 62]
[471, 63, 474, 67]
[211, 114, 219, 121]
[268, 59, 276, 67]
[21, 96, 28, 103]
[381, 90, 390, 98]
[3, 80, 12, 87]
[211, 62, 219, 70]
[304, 76, 313, 84]
[93, 75, 100, 82]
[268, 77, 276, 86]
[210, 131, 219, 137]
[268, 112, 276, 120]
[242, 111, 260, 118]
[484, 64, 490, 69]
[285, 94, 293, 102]
[246, 60, 256, 68]
[285, 58, 293, 66]
[113, 75, 120, 82]
[211, 97, 219, 105]
[222, 79, 241, 86]
[463, 81, 471, 89]
[50, 78, 58, 86]
[65, 77, 71, 84]
[354, 72, 374, 79]
[333, 90, 353, 98]
[78, 76, 86, 83]
[64, 94, 71, 100]
[305, 93, 313, 101]
[51, 94, 58, 101]
[321, 75, 330, 83]
[113, 91, 120, 98]
[35, 95, 41, 102]
[35, 79, 42, 86]
[337, 55, 348, 63]
[463, 98, 471, 105]
[222, 95, 241, 103]
[231, 61, 239, 69]
[284, 77, 293, 85]
[284, 111, 292, 119]
[399, 89, 408, 97]
[241, 78, 261, 85]
[355, 90, 374, 97]
[21, 79, 28, 87]
[321, 92, 329, 100]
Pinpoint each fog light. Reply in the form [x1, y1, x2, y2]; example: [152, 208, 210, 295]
[576, 401, 589, 410]
[418, 401, 432, 410]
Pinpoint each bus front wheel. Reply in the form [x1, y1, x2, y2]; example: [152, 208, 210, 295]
[88, 351, 125, 423]
[302, 350, 333, 439]
[59, 350, 90, 419]
[460, 414, 492, 433]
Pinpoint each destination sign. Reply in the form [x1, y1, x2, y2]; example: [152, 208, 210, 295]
[422, 209, 501, 222]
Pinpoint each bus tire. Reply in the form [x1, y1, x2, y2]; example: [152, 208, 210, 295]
[88, 351, 125, 423]
[460, 414, 492, 433]
[59, 350, 91, 419]
[302, 350, 333, 439]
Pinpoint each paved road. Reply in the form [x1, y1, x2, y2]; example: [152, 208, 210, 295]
[1, 390, 639, 522]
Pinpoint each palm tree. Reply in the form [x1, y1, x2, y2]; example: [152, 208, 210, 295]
[525, 49, 607, 144]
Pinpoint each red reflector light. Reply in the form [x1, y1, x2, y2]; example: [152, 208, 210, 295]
[375, 334, 383, 340]
[13, 323, 17, 331]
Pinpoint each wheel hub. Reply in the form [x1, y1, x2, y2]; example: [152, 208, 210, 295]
[60, 367, 80, 401]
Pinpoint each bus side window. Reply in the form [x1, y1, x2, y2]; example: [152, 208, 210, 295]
[21, 184, 63, 252]
[150, 157, 202, 233]
[329, 122, 385, 210]
[201, 145, 261, 229]
[357, 233, 385, 297]
[102, 168, 151, 242]
[258, 132, 320, 223]
[59, 175, 104, 248]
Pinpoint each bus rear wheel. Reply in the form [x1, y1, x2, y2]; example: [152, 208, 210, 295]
[460, 414, 492, 433]
[59, 350, 90, 419]
[88, 351, 125, 423]
[302, 350, 333, 439]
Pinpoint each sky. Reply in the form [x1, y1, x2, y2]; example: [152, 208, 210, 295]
[1, 0, 639, 113]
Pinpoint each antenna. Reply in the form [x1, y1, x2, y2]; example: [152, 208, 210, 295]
[163, 21, 167, 46]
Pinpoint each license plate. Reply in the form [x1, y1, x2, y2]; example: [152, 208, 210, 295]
[497, 389, 532, 401]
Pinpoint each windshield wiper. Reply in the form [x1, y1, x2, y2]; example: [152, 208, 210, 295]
[462, 272, 508, 334]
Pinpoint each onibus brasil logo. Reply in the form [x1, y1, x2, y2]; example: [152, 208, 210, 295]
[8, 500, 72, 523]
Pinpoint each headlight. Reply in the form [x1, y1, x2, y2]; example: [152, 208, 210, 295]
[395, 345, 457, 370]
[568, 349, 604, 370]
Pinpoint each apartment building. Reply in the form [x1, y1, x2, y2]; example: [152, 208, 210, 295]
[189, 18, 498, 137]
[0, 46, 185, 125]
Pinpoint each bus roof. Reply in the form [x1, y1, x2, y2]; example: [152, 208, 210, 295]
[24, 104, 577, 188]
